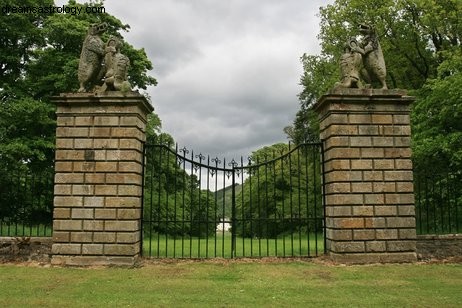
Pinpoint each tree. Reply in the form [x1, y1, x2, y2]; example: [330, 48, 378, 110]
[0, 0, 157, 170]
[290, 0, 462, 173]
[284, 55, 333, 145]
[412, 50, 462, 172]
[0, 0, 158, 229]
[143, 142, 219, 238]
[143, 114, 218, 238]
[235, 143, 323, 238]
[26, 0, 156, 97]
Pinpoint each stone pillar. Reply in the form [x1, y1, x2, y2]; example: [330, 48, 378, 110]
[315, 89, 417, 264]
[51, 92, 153, 266]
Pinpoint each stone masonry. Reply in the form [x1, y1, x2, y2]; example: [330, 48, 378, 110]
[51, 92, 153, 266]
[315, 88, 417, 264]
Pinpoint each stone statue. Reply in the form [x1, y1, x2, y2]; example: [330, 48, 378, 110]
[335, 24, 388, 90]
[355, 24, 387, 89]
[98, 36, 132, 92]
[334, 38, 364, 89]
[78, 23, 107, 92]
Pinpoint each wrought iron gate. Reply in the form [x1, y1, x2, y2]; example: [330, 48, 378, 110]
[141, 142, 325, 258]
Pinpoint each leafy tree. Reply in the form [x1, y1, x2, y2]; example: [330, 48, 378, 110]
[289, 0, 462, 173]
[27, 0, 156, 97]
[0, 0, 157, 229]
[0, 0, 157, 171]
[412, 50, 462, 171]
[235, 143, 323, 238]
[0, 97, 55, 170]
[0, 0, 53, 90]
[143, 142, 218, 238]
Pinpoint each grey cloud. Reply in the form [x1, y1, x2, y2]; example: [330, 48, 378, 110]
[57, 0, 331, 159]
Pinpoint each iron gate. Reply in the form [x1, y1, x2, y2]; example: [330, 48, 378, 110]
[141, 142, 325, 258]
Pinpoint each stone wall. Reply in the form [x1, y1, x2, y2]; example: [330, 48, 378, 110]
[51, 92, 153, 266]
[0, 237, 52, 263]
[315, 88, 417, 264]
[417, 234, 462, 260]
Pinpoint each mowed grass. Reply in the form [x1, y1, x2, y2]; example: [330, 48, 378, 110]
[142, 232, 325, 258]
[0, 261, 461, 307]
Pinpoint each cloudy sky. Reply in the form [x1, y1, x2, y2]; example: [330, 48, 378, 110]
[59, 0, 332, 160]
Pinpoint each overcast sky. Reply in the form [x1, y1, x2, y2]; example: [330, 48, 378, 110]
[58, 0, 332, 160]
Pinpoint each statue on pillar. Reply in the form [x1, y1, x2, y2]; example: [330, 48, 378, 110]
[99, 36, 132, 92]
[335, 24, 388, 90]
[356, 24, 387, 89]
[334, 38, 364, 89]
[78, 23, 107, 92]
[77, 24, 131, 93]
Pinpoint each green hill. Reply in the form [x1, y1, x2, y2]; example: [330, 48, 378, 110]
[215, 184, 242, 218]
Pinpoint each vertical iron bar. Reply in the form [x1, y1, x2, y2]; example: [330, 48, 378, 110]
[173, 144, 179, 258]
[454, 174, 460, 232]
[256, 157, 262, 258]
[214, 159, 218, 258]
[231, 163, 236, 259]
[148, 145, 155, 257]
[249, 158, 253, 257]
[189, 150, 194, 258]
[455, 173, 460, 233]
[156, 144, 163, 257]
[15, 168, 21, 235]
[281, 150, 286, 257]
[140, 143, 147, 257]
[165, 144, 171, 257]
[439, 177, 444, 234]
[297, 145, 302, 256]
[37, 171, 41, 236]
[272, 149, 277, 256]
[425, 175, 430, 233]
[28, 172, 33, 235]
[206, 156, 210, 258]
[304, 143, 311, 255]
[320, 142, 327, 254]
[264, 155, 269, 257]
[222, 158, 226, 258]
[241, 157, 245, 257]
[197, 155, 202, 258]
[447, 173, 452, 233]
[312, 143, 319, 256]
[289, 142, 294, 257]
[181, 149, 187, 258]
[432, 177, 437, 233]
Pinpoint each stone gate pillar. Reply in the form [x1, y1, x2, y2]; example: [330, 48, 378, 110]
[315, 89, 417, 264]
[51, 92, 153, 266]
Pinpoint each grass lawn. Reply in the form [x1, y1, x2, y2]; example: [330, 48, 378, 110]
[143, 232, 325, 258]
[0, 261, 461, 307]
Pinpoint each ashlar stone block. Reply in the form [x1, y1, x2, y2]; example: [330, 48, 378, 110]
[315, 89, 416, 264]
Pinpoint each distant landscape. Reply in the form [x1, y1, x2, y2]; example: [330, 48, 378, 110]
[215, 183, 242, 218]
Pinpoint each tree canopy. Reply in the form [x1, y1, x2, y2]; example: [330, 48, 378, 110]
[289, 0, 462, 172]
[0, 0, 157, 170]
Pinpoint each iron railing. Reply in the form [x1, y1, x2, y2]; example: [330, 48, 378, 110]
[142, 142, 326, 259]
[0, 167, 54, 237]
[414, 170, 462, 235]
